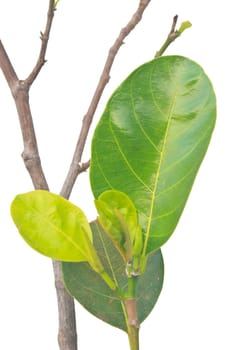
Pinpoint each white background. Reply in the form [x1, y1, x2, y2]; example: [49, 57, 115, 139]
[0, 0, 232, 349]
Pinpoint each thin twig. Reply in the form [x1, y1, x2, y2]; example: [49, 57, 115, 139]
[26, 0, 55, 85]
[170, 14, 178, 34]
[155, 15, 180, 57]
[61, 0, 152, 198]
[155, 15, 192, 57]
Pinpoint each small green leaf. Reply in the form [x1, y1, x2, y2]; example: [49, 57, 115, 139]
[178, 21, 192, 34]
[53, 0, 60, 9]
[95, 190, 143, 262]
[62, 220, 164, 331]
[10, 190, 103, 272]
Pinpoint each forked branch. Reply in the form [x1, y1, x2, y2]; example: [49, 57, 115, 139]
[0, 1, 77, 349]
[26, 0, 55, 85]
[0, 0, 57, 189]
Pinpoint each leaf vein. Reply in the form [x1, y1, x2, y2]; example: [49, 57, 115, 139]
[142, 91, 178, 255]
[109, 118, 152, 192]
[129, 74, 161, 153]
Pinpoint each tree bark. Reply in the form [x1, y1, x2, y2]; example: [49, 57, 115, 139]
[53, 261, 77, 349]
[0, 3, 78, 347]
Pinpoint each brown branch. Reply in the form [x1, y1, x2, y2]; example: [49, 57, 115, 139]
[15, 85, 50, 189]
[0, 2, 77, 350]
[52, 260, 77, 350]
[0, 41, 18, 90]
[61, 0, 152, 198]
[0, 42, 49, 189]
[170, 14, 179, 34]
[26, 0, 55, 85]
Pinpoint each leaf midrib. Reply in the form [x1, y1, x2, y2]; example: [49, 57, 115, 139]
[142, 92, 177, 256]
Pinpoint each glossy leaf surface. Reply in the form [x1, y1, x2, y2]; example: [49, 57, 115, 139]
[95, 190, 143, 262]
[90, 55, 216, 255]
[62, 221, 164, 331]
[10, 190, 102, 271]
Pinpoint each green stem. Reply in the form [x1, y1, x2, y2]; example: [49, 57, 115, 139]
[155, 15, 191, 58]
[128, 275, 137, 298]
[125, 276, 140, 350]
[128, 325, 139, 350]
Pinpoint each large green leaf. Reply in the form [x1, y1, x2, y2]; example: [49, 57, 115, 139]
[90, 55, 216, 255]
[62, 221, 164, 332]
[10, 190, 103, 271]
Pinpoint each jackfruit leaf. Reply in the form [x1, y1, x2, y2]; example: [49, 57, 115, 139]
[10, 190, 103, 272]
[90, 55, 216, 255]
[95, 190, 143, 262]
[62, 220, 164, 331]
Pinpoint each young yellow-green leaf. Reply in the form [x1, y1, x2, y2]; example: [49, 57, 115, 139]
[95, 190, 143, 262]
[178, 21, 192, 34]
[10, 190, 103, 272]
[90, 55, 216, 255]
[53, 0, 60, 9]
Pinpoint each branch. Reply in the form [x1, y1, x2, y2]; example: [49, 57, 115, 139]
[52, 260, 77, 349]
[0, 2, 77, 350]
[61, 0, 152, 198]
[26, 0, 55, 85]
[0, 41, 48, 189]
[155, 15, 192, 57]
[0, 41, 18, 90]
[0, 0, 57, 188]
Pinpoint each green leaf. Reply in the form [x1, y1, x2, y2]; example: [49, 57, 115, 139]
[62, 221, 164, 331]
[178, 21, 192, 34]
[90, 55, 216, 255]
[10, 190, 103, 272]
[95, 190, 143, 262]
[53, 0, 60, 9]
